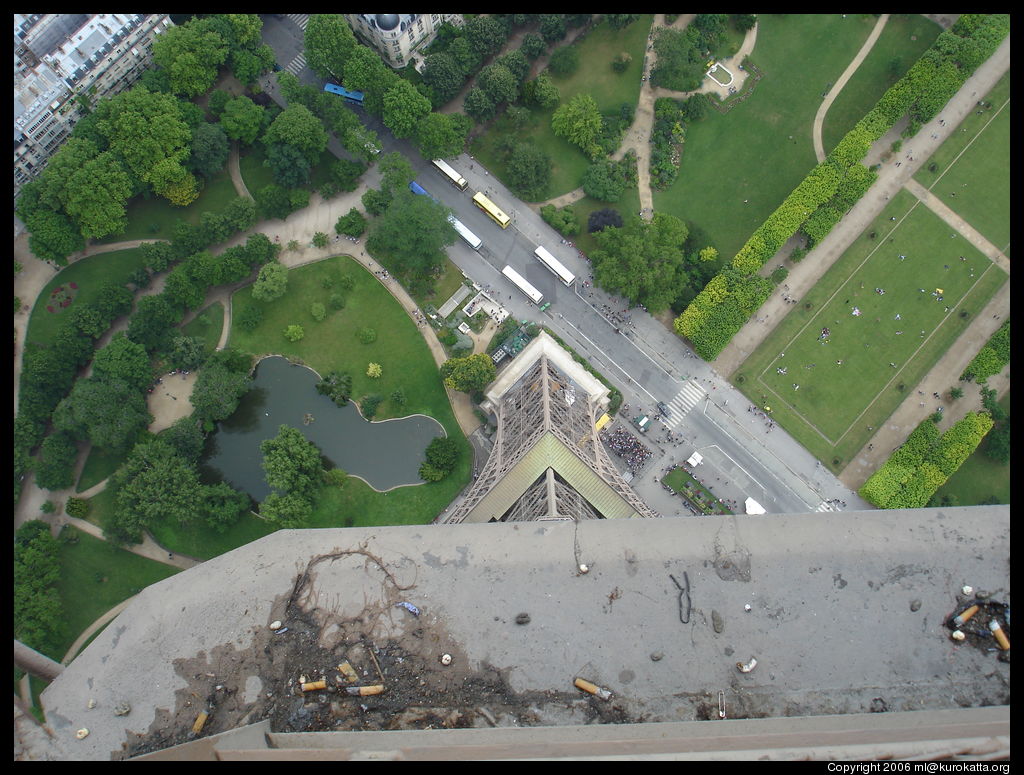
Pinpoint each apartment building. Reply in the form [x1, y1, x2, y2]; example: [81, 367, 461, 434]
[344, 13, 462, 69]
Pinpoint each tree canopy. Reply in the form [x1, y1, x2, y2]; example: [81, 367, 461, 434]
[440, 353, 497, 392]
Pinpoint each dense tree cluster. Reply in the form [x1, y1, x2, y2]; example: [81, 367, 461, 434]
[540, 204, 580, 236]
[440, 353, 497, 393]
[860, 413, 995, 509]
[419, 436, 460, 482]
[259, 425, 325, 528]
[14, 521, 64, 657]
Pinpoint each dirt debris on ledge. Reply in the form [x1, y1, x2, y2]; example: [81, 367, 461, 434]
[119, 545, 637, 758]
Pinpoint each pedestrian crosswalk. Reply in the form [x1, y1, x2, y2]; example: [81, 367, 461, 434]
[287, 13, 310, 30]
[663, 379, 706, 429]
[815, 501, 839, 512]
[285, 53, 306, 76]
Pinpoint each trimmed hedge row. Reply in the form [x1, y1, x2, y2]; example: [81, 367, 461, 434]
[673, 269, 773, 360]
[859, 411, 994, 509]
[960, 318, 1010, 383]
[673, 14, 1009, 360]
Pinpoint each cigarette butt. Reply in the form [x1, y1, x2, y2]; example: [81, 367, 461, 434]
[337, 662, 359, 683]
[989, 620, 1010, 650]
[345, 684, 385, 696]
[952, 605, 980, 626]
[301, 679, 328, 692]
[574, 677, 612, 701]
[191, 711, 208, 735]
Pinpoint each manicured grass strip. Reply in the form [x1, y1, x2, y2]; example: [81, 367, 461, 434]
[26, 248, 149, 350]
[77, 444, 130, 494]
[654, 14, 875, 261]
[146, 510, 276, 561]
[914, 89, 1010, 254]
[238, 145, 277, 195]
[735, 191, 1007, 470]
[822, 14, 941, 153]
[53, 526, 180, 661]
[411, 258, 468, 311]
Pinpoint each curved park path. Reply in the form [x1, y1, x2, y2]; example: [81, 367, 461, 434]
[542, 14, 759, 218]
[714, 31, 1012, 489]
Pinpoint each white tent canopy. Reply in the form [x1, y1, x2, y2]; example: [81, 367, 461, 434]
[744, 497, 766, 515]
[687, 452, 703, 466]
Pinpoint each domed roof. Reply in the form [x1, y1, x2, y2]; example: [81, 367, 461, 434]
[375, 13, 399, 31]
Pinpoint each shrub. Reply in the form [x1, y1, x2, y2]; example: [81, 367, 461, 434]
[311, 302, 326, 322]
[238, 305, 263, 330]
[328, 293, 346, 310]
[283, 324, 305, 342]
[366, 362, 382, 378]
[357, 327, 377, 344]
[360, 394, 382, 419]
[65, 497, 90, 518]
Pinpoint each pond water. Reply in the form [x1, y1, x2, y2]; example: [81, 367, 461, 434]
[201, 356, 445, 501]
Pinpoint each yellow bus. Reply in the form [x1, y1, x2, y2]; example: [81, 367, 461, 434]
[472, 192, 511, 229]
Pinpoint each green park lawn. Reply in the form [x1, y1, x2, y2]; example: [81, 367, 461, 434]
[913, 72, 1010, 255]
[733, 189, 1008, 472]
[96, 167, 239, 245]
[25, 247, 149, 350]
[932, 391, 1010, 506]
[654, 13, 876, 262]
[51, 525, 180, 662]
[822, 14, 941, 153]
[471, 15, 652, 201]
[229, 254, 472, 527]
[181, 301, 226, 353]
[238, 144, 277, 194]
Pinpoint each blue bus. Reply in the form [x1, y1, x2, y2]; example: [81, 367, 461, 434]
[323, 83, 364, 105]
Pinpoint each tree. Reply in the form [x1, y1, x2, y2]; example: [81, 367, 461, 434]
[140, 241, 176, 273]
[422, 52, 465, 105]
[552, 94, 603, 155]
[207, 89, 232, 117]
[591, 213, 690, 313]
[152, 23, 229, 96]
[220, 96, 265, 145]
[588, 208, 623, 233]
[606, 14, 640, 29]
[312, 231, 329, 248]
[367, 362, 382, 378]
[263, 104, 328, 166]
[14, 521, 63, 654]
[425, 435, 460, 474]
[505, 142, 551, 200]
[582, 160, 627, 202]
[259, 491, 313, 528]
[304, 13, 358, 81]
[24, 210, 85, 264]
[69, 304, 109, 339]
[541, 204, 580, 236]
[283, 324, 305, 342]
[110, 439, 202, 544]
[391, 388, 407, 406]
[200, 481, 250, 533]
[699, 246, 719, 263]
[540, 14, 567, 43]
[53, 378, 152, 451]
[230, 45, 275, 86]
[160, 416, 207, 463]
[252, 261, 289, 302]
[63, 152, 133, 239]
[335, 208, 366, 237]
[261, 424, 323, 500]
[448, 36, 482, 76]
[548, 45, 580, 76]
[366, 190, 455, 288]
[34, 432, 79, 491]
[382, 80, 433, 140]
[463, 87, 496, 123]
[528, 73, 561, 109]
[190, 354, 252, 423]
[316, 371, 352, 406]
[362, 188, 392, 217]
[465, 15, 508, 56]
[950, 387, 965, 400]
[168, 335, 207, 372]
[733, 14, 757, 32]
[93, 333, 152, 391]
[478, 64, 519, 105]
[377, 151, 416, 196]
[416, 112, 467, 160]
[440, 353, 496, 392]
[263, 142, 312, 188]
[521, 33, 547, 60]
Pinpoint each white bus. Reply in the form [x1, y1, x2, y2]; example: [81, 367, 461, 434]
[431, 159, 468, 191]
[448, 215, 482, 251]
[534, 246, 575, 287]
[502, 265, 543, 305]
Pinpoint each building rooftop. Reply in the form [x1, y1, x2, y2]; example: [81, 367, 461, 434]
[36, 505, 1009, 760]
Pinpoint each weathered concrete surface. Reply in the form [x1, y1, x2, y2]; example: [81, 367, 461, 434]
[39, 505, 1009, 760]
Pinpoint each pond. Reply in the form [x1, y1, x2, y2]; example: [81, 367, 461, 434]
[201, 356, 446, 501]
